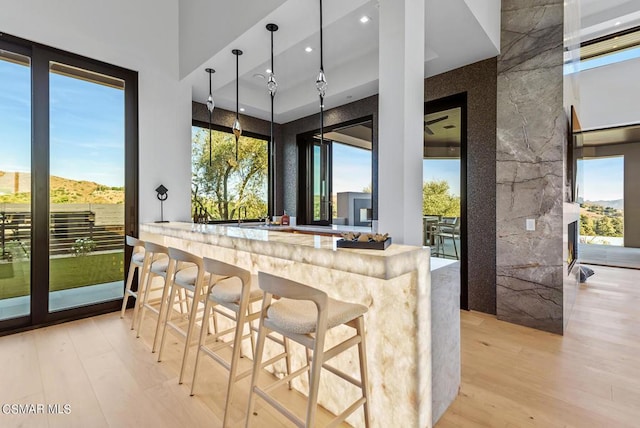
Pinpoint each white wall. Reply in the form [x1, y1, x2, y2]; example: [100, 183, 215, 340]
[0, 0, 192, 224]
[579, 57, 640, 129]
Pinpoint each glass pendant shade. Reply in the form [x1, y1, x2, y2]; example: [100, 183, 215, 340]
[267, 74, 278, 95]
[232, 118, 242, 138]
[316, 69, 327, 97]
[206, 94, 214, 113]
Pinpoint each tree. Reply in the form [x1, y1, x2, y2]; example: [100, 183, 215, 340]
[594, 216, 616, 237]
[580, 214, 594, 236]
[192, 128, 268, 220]
[423, 180, 460, 217]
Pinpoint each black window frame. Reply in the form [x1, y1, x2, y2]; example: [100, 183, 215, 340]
[0, 33, 138, 336]
[191, 119, 271, 223]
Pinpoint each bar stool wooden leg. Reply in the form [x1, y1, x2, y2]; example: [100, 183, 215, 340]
[245, 301, 269, 428]
[135, 258, 157, 339]
[120, 260, 136, 318]
[178, 285, 202, 384]
[356, 315, 371, 427]
[157, 282, 179, 363]
[190, 297, 214, 396]
[306, 328, 326, 428]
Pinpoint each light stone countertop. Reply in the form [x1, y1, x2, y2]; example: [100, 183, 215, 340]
[140, 222, 429, 280]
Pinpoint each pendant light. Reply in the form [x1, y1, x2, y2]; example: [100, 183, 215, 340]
[316, 0, 327, 144]
[266, 23, 278, 217]
[205, 67, 215, 166]
[231, 49, 243, 163]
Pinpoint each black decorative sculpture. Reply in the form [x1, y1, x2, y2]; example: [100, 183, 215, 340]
[155, 184, 169, 223]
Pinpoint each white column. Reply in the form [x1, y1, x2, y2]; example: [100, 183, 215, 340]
[377, 0, 425, 246]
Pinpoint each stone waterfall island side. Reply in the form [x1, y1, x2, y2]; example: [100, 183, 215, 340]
[141, 221, 458, 427]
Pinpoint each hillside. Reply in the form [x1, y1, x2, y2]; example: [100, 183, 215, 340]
[0, 171, 123, 204]
[585, 199, 623, 210]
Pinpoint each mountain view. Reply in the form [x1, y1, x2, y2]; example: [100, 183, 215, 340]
[584, 199, 623, 210]
[0, 171, 124, 204]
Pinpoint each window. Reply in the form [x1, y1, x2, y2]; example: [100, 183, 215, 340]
[191, 124, 268, 221]
[0, 33, 137, 332]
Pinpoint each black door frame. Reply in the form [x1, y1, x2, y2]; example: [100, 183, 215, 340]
[0, 33, 138, 335]
[425, 93, 469, 310]
[297, 116, 374, 225]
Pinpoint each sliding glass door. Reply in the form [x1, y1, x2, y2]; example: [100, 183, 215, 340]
[0, 46, 32, 324]
[0, 34, 137, 333]
[48, 61, 127, 312]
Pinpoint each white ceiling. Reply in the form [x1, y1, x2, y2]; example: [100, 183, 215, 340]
[181, 0, 500, 124]
[580, 0, 640, 41]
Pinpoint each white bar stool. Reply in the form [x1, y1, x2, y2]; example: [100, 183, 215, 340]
[120, 236, 146, 329]
[246, 272, 371, 428]
[190, 258, 292, 428]
[135, 242, 172, 351]
[157, 247, 210, 385]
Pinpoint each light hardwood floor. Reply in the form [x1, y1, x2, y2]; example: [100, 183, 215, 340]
[1, 265, 638, 427]
[0, 305, 341, 428]
[437, 265, 640, 428]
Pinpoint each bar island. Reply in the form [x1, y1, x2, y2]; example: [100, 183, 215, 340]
[140, 221, 448, 427]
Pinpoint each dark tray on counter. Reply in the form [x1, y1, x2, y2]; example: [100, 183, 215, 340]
[336, 237, 392, 250]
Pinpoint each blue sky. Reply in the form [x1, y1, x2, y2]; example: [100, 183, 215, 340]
[581, 156, 624, 201]
[332, 142, 461, 196]
[0, 58, 125, 188]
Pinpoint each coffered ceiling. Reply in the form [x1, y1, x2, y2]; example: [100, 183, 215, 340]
[180, 0, 500, 124]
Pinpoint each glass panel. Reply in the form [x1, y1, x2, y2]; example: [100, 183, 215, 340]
[331, 141, 372, 226]
[191, 126, 268, 221]
[580, 156, 624, 246]
[48, 61, 125, 312]
[423, 107, 462, 259]
[313, 144, 322, 221]
[0, 49, 31, 321]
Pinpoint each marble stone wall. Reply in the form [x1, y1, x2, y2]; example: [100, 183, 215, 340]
[496, 0, 566, 334]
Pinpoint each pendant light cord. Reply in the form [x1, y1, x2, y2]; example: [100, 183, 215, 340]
[319, 0, 324, 147]
[208, 70, 213, 166]
[236, 54, 239, 121]
[270, 29, 276, 216]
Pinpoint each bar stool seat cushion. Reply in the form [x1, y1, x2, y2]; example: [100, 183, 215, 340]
[174, 265, 212, 289]
[267, 298, 367, 335]
[210, 275, 262, 304]
[150, 256, 169, 273]
[132, 251, 145, 264]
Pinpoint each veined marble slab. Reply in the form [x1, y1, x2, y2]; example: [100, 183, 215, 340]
[142, 222, 428, 280]
[140, 222, 444, 427]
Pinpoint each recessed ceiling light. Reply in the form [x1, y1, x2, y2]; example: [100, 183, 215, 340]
[346, 95, 353, 99]
[252, 73, 265, 79]
[265, 68, 272, 74]
[240, 107, 245, 112]
[360, 16, 370, 23]
[305, 46, 313, 53]
[613, 45, 618, 48]
[615, 21, 621, 26]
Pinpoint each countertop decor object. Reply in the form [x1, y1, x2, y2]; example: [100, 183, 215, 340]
[154, 184, 168, 223]
[337, 232, 392, 250]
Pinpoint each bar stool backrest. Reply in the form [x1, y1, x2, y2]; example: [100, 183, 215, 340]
[258, 272, 329, 334]
[203, 257, 250, 287]
[168, 247, 203, 268]
[126, 235, 144, 248]
[144, 241, 169, 256]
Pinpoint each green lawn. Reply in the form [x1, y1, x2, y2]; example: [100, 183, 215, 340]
[0, 252, 124, 299]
